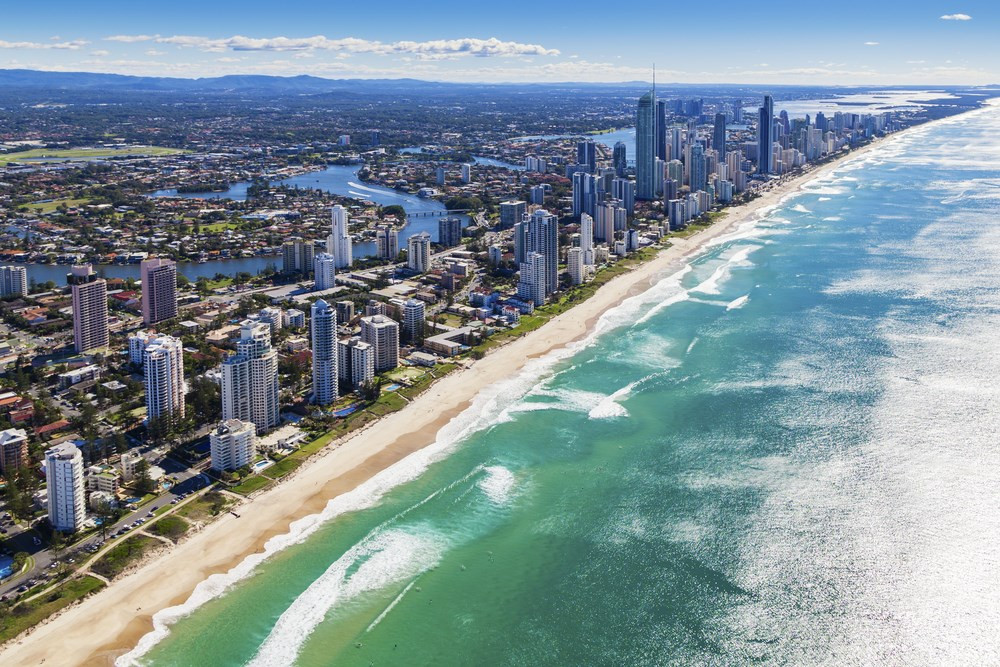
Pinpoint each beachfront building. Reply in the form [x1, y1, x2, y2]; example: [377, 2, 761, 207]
[517, 251, 547, 306]
[758, 94, 774, 174]
[0, 427, 28, 474]
[45, 442, 85, 533]
[314, 252, 337, 291]
[209, 419, 256, 472]
[140, 257, 178, 325]
[143, 335, 186, 422]
[567, 247, 585, 286]
[329, 205, 353, 269]
[513, 209, 559, 301]
[310, 299, 338, 406]
[579, 213, 595, 265]
[222, 321, 280, 434]
[69, 264, 109, 354]
[282, 237, 315, 276]
[338, 337, 375, 390]
[402, 298, 426, 344]
[0, 265, 27, 297]
[408, 232, 432, 273]
[636, 90, 656, 200]
[360, 315, 399, 372]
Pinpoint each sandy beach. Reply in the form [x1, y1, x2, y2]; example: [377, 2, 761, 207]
[0, 129, 915, 667]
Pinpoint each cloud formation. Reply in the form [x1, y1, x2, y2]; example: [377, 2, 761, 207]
[864, 41, 879, 46]
[0, 39, 88, 50]
[103, 34, 558, 59]
[939, 14, 971, 21]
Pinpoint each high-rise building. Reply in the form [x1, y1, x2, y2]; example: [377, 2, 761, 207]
[143, 335, 185, 423]
[128, 330, 158, 365]
[0, 428, 28, 474]
[499, 201, 526, 229]
[612, 178, 635, 213]
[282, 238, 315, 276]
[636, 90, 656, 200]
[713, 113, 727, 160]
[567, 247, 585, 286]
[402, 298, 425, 344]
[329, 205, 353, 269]
[656, 100, 668, 160]
[335, 300, 355, 324]
[375, 225, 399, 260]
[579, 213, 595, 266]
[461, 163, 472, 183]
[314, 252, 337, 291]
[438, 217, 462, 248]
[45, 442, 85, 533]
[513, 209, 559, 300]
[310, 299, 338, 406]
[222, 321, 279, 434]
[572, 171, 597, 219]
[407, 231, 432, 273]
[435, 166, 446, 186]
[69, 265, 108, 354]
[140, 257, 177, 326]
[530, 185, 546, 205]
[209, 419, 256, 472]
[576, 140, 597, 172]
[284, 309, 306, 328]
[257, 307, 283, 337]
[758, 95, 774, 174]
[517, 251, 547, 306]
[338, 337, 374, 390]
[612, 142, 628, 177]
[360, 315, 399, 372]
[0, 266, 27, 297]
[370, 130, 380, 146]
[689, 144, 708, 192]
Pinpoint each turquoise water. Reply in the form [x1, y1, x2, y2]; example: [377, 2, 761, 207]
[127, 103, 1000, 666]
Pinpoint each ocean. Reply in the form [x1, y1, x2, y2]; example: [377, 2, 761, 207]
[125, 101, 1000, 666]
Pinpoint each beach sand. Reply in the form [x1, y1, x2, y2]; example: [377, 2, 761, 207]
[0, 133, 907, 667]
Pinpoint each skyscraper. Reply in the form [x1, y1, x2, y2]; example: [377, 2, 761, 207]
[375, 225, 399, 260]
[438, 217, 462, 248]
[69, 264, 108, 353]
[0, 266, 27, 297]
[612, 141, 627, 177]
[689, 144, 708, 193]
[514, 209, 559, 299]
[45, 442, 85, 533]
[579, 213, 595, 265]
[713, 113, 727, 160]
[143, 335, 185, 423]
[402, 298, 426, 344]
[0, 428, 28, 475]
[209, 419, 256, 472]
[758, 95, 774, 174]
[567, 247, 585, 286]
[140, 257, 177, 326]
[517, 251, 547, 306]
[314, 252, 337, 291]
[499, 201, 526, 229]
[656, 100, 668, 160]
[572, 171, 596, 219]
[310, 299, 338, 406]
[407, 231, 431, 273]
[360, 315, 399, 372]
[636, 91, 656, 200]
[282, 238, 314, 276]
[576, 140, 596, 172]
[222, 321, 279, 434]
[338, 337, 375, 390]
[329, 205, 353, 269]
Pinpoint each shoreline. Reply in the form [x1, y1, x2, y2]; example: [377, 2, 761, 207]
[0, 116, 949, 667]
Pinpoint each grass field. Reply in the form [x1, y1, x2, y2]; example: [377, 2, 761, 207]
[23, 197, 91, 213]
[0, 575, 105, 644]
[91, 535, 161, 579]
[230, 474, 273, 496]
[0, 146, 186, 165]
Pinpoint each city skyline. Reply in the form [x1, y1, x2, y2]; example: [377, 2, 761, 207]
[0, 0, 994, 85]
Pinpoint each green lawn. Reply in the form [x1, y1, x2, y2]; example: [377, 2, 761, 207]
[147, 515, 190, 542]
[0, 146, 186, 165]
[0, 575, 105, 644]
[23, 197, 91, 213]
[91, 535, 161, 579]
[230, 475, 273, 496]
[176, 491, 232, 522]
[265, 457, 302, 479]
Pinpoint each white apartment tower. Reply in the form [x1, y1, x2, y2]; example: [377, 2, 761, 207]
[338, 337, 375, 390]
[310, 299, 338, 406]
[140, 257, 178, 325]
[222, 321, 280, 434]
[360, 315, 399, 372]
[402, 298, 425, 344]
[314, 252, 337, 291]
[69, 265, 109, 353]
[0, 265, 27, 297]
[144, 335, 186, 422]
[567, 247, 585, 286]
[579, 213, 595, 265]
[209, 419, 256, 472]
[329, 205, 353, 269]
[407, 231, 432, 273]
[45, 442, 85, 533]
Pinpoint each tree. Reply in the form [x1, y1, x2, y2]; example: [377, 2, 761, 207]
[95, 500, 122, 541]
[133, 458, 155, 495]
[358, 377, 383, 403]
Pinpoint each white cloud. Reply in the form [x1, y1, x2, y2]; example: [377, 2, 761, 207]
[103, 34, 559, 58]
[145, 49, 165, 56]
[0, 39, 88, 50]
[864, 41, 880, 46]
[940, 13, 971, 20]
[90, 50, 110, 57]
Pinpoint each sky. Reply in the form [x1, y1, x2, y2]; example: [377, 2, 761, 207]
[0, 0, 996, 85]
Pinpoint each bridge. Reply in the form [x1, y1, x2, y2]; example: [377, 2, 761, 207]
[407, 209, 471, 218]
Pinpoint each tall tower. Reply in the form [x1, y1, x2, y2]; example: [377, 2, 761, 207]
[222, 321, 280, 434]
[329, 205, 353, 269]
[636, 90, 656, 200]
[313, 252, 337, 291]
[69, 264, 108, 353]
[310, 299, 338, 406]
[758, 95, 774, 174]
[144, 335, 186, 422]
[713, 113, 727, 161]
[407, 232, 432, 273]
[140, 257, 178, 326]
[45, 442, 85, 533]
[360, 315, 399, 372]
[0, 266, 27, 297]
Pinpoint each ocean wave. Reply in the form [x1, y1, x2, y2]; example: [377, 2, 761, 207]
[726, 295, 750, 310]
[478, 466, 517, 505]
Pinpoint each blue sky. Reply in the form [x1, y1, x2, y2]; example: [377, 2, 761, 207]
[0, 0, 995, 84]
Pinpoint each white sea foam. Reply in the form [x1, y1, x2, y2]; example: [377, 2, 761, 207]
[726, 295, 750, 310]
[817, 196, 832, 202]
[823, 216, 842, 221]
[791, 204, 812, 214]
[478, 466, 517, 505]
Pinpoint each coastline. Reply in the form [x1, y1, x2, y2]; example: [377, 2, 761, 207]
[0, 119, 941, 667]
